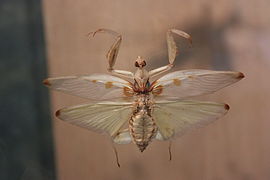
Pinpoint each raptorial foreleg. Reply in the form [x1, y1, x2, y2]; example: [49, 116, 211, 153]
[167, 28, 192, 64]
[149, 29, 192, 78]
[89, 28, 134, 79]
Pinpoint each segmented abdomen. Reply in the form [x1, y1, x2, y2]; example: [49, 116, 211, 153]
[129, 110, 157, 152]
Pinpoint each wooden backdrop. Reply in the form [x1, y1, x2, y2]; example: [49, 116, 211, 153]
[42, 0, 270, 179]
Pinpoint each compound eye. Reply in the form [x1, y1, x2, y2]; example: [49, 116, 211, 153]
[142, 61, 146, 67]
[135, 61, 139, 67]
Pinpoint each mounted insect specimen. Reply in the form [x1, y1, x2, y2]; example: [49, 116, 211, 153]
[43, 28, 244, 167]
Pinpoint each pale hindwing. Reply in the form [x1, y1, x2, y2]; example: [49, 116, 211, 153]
[152, 69, 244, 100]
[56, 102, 133, 136]
[152, 100, 229, 140]
[44, 74, 133, 101]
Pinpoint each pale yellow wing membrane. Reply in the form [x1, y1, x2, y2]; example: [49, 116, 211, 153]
[153, 100, 229, 140]
[152, 69, 244, 100]
[56, 102, 133, 136]
[43, 74, 134, 101]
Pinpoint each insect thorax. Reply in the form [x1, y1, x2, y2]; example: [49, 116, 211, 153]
[133, 68, 151, 93]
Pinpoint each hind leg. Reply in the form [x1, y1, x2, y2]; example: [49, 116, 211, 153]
[111, 129, 132, 167]
[113, 129, 132, 144]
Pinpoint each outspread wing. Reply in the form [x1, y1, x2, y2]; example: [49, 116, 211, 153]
[43, 74, 134, 101]
[56, 102, 133, 136]
[153, 100, 229, 140]
[151, 69, 244, 100]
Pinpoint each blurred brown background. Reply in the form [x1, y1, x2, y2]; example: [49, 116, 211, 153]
[42, 0, 270, 179]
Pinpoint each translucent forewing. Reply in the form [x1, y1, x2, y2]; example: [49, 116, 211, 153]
[43, 74, 134, 101]
[152, 69, 244, 100]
